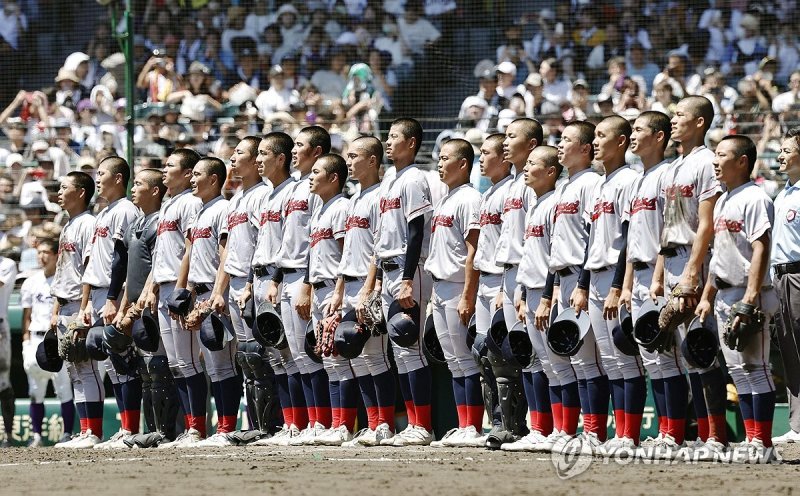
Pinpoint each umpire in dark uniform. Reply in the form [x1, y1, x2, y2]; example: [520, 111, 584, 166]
[772, 129, 800, 444]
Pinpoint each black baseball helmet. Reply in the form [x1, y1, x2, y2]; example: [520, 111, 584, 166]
[422, 313, 445, 365]
[486, 308, 508, 356]
[612, 305, 639, 356]
[167, 288, 193, 317]
[103, 324, 132, 354]
[254, 300, 285, 349]
[242, 297, 256, 329]
[681, 317, 719, 369]
[305, 320, 322, 364]
[466, 314, 477, 349]
[547, 307, 590, 357]
[501, 320, 533, 367]
[633, 296, 668, 353]
[35, 328, 63, 373]
[201, 313, 234, 352]
[132, 307, 161, 352]
[334, 309, 369, 359]
[387, 300, 421, 348]
[86, 320, 109, 361]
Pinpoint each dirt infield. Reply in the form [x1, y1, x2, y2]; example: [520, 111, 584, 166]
[2, 444, 800, 496]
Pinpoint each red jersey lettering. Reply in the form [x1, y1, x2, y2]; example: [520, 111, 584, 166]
[590, 201, 615, 221]
[345, 216, 370, 230]
[157, 219, 179, 236]
[285, 199, 309, 216]
[503, 197, 523, 213]
[630, 197, 657, 214]
[190, 227, 212, 242]
[554, 201, 580, 219]
[525, 224, 545, 238]
[479, 212, 502, 226]
[714, 217, 744, 234]
[227, 212, 248, 230]
[310, 228, 334, 247]
[431, 215, 454, 232]
[380, 197, 401, 213]
[665, 184, 695, 200]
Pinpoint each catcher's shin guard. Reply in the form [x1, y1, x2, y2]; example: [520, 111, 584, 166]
[242, 341, 276, 432]
[497, 378, 528, 436]
[137, 357, 156, 433]
[480, 356, 501, 427]
[147, 356, 179, 440]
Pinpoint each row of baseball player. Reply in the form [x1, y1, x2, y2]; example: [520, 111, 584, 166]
[23, 97, 797, 463]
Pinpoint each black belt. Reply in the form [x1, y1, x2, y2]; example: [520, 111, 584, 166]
[312, 280, 334, 290]
[194, 283, 212, 295]
[632, 261, 650, 271]
[253, 265, 270, 278]
[282, 267, 300, 274]
[557, 266, 578, 277]
[480, 271, 499, 277]
[659, 246, 682, 258]
[432, 275, 443, 282]
[503, 263, 515, 271]
[591, 266, 612, 273]
[775, 261, 800, 277]
[381, 260, 401, 272]
[342, 275, 359, 283]
[57, 297, 70, 306]
[714, 277, 733, 290]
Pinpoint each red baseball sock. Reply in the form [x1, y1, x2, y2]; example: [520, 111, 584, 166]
[415, 404, 432, 431]
[80, 417, 88, 433]
[468, 405, 484, 431]
[316, 406, 332, 428]
[378, 406, 395, 431]
[293, 407, 308, 428]
[594, 414, 608, 442]
[456, 405, 467, 429]
[366, 406, 379, 431]
[282, 407, 294, 428]
[404, 401, 416, 426]
[530, 410, 539, 433]
[624, 413, 643, 444]
[331, 406, 341, 429]
[668, 417, 686, 444]
[340, 408, 358, 432]
[696, 416, 709, 441]
[658, 416, 668, 436]
[539, 412, 553, 435]
[562, 407, 580, 436]
[613, 409, 625, 439]
[551, 402, 563, 432]
[755, 420, 773, 447]
[708, 414, 727, 444]
[189, 415, 206, 438]
[743, 418, 755, 441]
[86, 418, 103, 438]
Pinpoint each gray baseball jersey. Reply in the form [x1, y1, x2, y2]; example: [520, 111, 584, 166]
[308, 194, 349, 284]
[251, 177, 296, 268]
[660, 146, 722, 248]
[152, 190, 202, 284]
[223, 181, 272, 277]
[81, 198, 139, 288]
[375, 165, 434, 260]
[277, 174, 322, 269]
[51, 211, 95, 301]
[424, 184, 481, 283]
[709, 182, 774, 288]
[338, 183, 381, 278]
[585, 166, 639, 270]
[474, 175, 513, 274]
[549, 168, 603, 271]
[517, 190, 557, 289]
[627, 160, 669, 264]
[495, 172, 537, 266]
[188, 196, 229, 285]
[21, 271, 53, 332]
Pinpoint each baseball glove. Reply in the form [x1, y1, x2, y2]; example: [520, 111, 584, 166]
[117, 304, 143, 336]
[723, 301, 765, 352]
[362, 290, 384, 336]
[185, 300, 213, 331]
[315, 315, 340, 357]
[59, 320, 90, 363]
[659, 285, 697, 335]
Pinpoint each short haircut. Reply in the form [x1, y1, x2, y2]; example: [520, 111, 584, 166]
[240, 135, 261, 156]
[299, 125, 332, 154]
[37, 237, 58, 253]
[262, 131, 294, 172]
[510, 118, 544, 147]
[785, 127, 800, 149]
[317, 153, 348, 190]
[353, 135, 384, 163]
[720, 135, 757, 174]
[637, 110, 672, 149]
[197, 157, 228, 187]
[564, 121, 596, 160]
[66, 171, 95, 206]
[391, 117, 424, 153]
[607, 56, 625, 69]
[171, 148, 201, 170]
[99, 156, 131, 187]
[483, 133, 505, 154]
[444, 138, 475, 173]
[600, 115, 632, 142]
[532, 145, 562, 177]
[681, 95, 714, 133]
[139, 168, 167, 200]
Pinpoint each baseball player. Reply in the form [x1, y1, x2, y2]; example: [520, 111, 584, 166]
[696, 135, 778, 462]
[304, 153, 353, 445]
[621, 111, 686, 450]
[241, 132, 303, 446]
[581, 116, 645, 454]
[179, 157, 242, 448]
[329, 136, 396, 447]
[650, 96, 727, 455]
[490, 118, 545, 449]
[0, 250, 16, 447]
[79, 156, 140, 447]
[543, 121, 605, 452]
[363, 118, 434, 446]
[113, 169, 176, 448]
[503, 146, 565, 452]
[772, 128, 800, 445]
[21, 238, 74, 447]
[51, 171, 102, 448]
[272, 126, 330, 445]
[146, 149, 205, 448]
[208, 137, 274, 443]
[472, 133, 512, 438]
[424, 138, 482, 448]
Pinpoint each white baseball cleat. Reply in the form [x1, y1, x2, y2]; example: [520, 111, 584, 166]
[430, 428, 463, 448]
[501, 430, 547, 452]
[288, 424, 314, 446]
[158, 428, 202, 449]
[652, 434, 684, 460]
[341, 428, 375, 447]
[597, 436, 622, 457]
[252, 425, 288, 446]
[194, 433, 233, 448]
[691, 437, 726, 462]
[535, 431, 571, 452]
[372, 423, 394, 446]
[315, 425, 352, 446]
[639, 433, 664, 448]
[69, 429, 102, 449]
[94, 429, 132, 450]
[302, 422, 330, 446]
[274, 424, 302, 446]
[452, 425, 485, 447]
[381, 424, 411, 446]
[578, 431, 603, 456]
[27, 433, 44, 448]
[392, 426, 433, 446]
[54, 433, 82, 448]
[772, 429, 800, 445]
[742, 438, 782, 464]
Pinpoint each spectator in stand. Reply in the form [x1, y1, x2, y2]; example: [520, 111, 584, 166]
[563, 78, 590, 122]
[232, 47, 263, 90]
[136, 50, 178, 103]
[652, 48, 689, 99]
[302, 27, 331, 77]
[397, 0, 440, 59]
[496, 23, 525, 67]
[539, 57, 571, 114]
[280, 55, 308, 91]
[523, 73, 545, 116]
[276, 4, 307, 55]
[244, 2, 273, 39]
[724, 13, 768, 78]
[176, 22, 203, 76]
[196, 30, 234, 87]
[626, 42, 659, 93]
[496, 61, 523, 99]
[63, 52, 94, 93]
[0, 0, 27, 105]
[600, 57, 646, 107]
[167, 61, 222, 117]
[373, 19, 413, 82]
[649, 80, 678, 116]
[255, 65, 300, 119]
[343, 63, 381, 134]
[701, 69, 738, 121]
[311, 48, 347, 100]
[368, 48, 397, 112]
[773, 71, 800, 113]
[54, 68, 86, 110]
[221, 6, 257, 59]
[586, 22, 626, 84]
